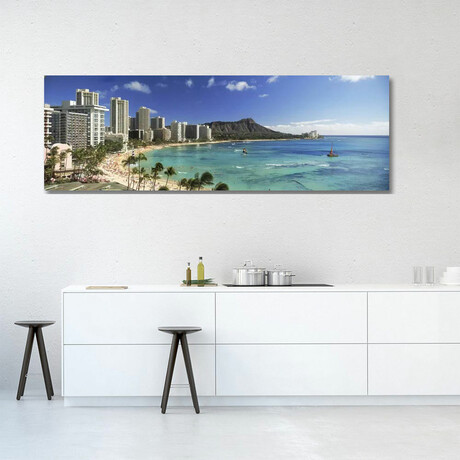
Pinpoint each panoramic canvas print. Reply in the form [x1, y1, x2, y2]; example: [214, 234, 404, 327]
[44, 75, 389, 191]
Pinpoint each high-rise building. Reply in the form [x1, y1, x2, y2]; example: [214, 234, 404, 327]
[129, 117, 137, 131]
[52, 96, 108, 147]
[51, 110, 88, 150]
[154, 128, 171, 142]
[110, 97, 129, 141]
[76, 89, 99, 106]
[181, 122, 188, 140]
[185, 124, 200, 140]
[136, 107, 151, 131]
[170, 121, 183, 142]
[151, 116, 165, 130]
[199, 125, 212, 140]
[44, 104, 54, 148]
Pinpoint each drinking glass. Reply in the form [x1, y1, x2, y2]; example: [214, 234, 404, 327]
[413, 266, 423, 285]
[426, 266, 435, 285]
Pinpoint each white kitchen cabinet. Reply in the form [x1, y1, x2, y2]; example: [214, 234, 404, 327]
[216, 292, 367, 343]
[369, 344, 460, 395]
[216, 344, 367, 396]
[368, 292, 460, 343]
[63, 292, 215, 344]
[62, 285, 460, 405]
[64, 344, 215, 396]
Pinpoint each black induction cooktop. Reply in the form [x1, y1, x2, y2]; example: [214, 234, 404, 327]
[223, 284, 334, 287]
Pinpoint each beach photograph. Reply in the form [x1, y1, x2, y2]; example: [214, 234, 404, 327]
[44, 75, 390, 192]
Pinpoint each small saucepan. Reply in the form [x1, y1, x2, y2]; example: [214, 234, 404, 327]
[266, 266, 295, 286]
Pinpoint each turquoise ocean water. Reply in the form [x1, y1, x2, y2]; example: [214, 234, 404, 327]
[143, 136, 389, 191]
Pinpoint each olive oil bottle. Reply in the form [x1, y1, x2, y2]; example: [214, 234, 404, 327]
[197, 257, 205, 287]
[186, 262, 192, 286]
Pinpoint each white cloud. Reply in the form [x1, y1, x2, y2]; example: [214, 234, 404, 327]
[259, 94, 269, 98]
[226, 81, 256, 91]
[155, 82, 167, 88]
[338, 75, 375, 83]
[207, 77, 215, 88]
[185, 79, 193, 88]
[110, 85, 119, 91]
[267, 75, 279, 84]
[123, 81, 151, 94]
[265, 120, 389, 136]
[290, 119, 335, 125]
[95, 89, 107, 99]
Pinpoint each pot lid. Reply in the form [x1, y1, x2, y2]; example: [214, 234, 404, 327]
[234, 260, 265, 271]
[266, 264, 292, 274]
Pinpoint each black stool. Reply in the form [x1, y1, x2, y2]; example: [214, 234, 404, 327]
[159, 327, 201, 414]
[15, 321, 55, 400]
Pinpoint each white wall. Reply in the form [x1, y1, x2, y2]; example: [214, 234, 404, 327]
[1, 0, 459, 391]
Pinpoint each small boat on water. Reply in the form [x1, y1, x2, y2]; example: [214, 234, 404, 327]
[327, 143, 338, 157]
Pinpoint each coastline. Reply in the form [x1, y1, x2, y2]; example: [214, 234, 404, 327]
[100, 138, 297, 191]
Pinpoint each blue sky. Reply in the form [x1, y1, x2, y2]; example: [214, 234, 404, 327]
[44, 75, 389, 135]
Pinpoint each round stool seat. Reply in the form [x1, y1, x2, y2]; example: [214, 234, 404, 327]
[15, 321, 55, 328]
[158, 327, 201, 334]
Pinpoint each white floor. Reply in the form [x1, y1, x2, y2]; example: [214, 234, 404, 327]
[1, 394, 460, 459]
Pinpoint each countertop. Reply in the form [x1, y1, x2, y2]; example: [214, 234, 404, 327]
[63, 284, 460, 293]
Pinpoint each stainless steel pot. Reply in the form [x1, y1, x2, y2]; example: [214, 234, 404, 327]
[266, 266, 295, 286]
[232, 260, 266, 286]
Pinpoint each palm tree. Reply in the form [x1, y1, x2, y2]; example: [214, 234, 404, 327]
[44, 145, 59, 183]
[177, 178, 188, 190]
[150, 168, 160, 190]
[122, 153, 136, 190]
[137, 167, 147, 190]
[197, 171, 214, 190]
[131, 167, 139, 189]
[164, 166, 177, 186]
[142, 171, 151, 190]
[213, 182, 229, 191]
[135, 153, 147, 190]
[185, 176, 200, 191]
[150, 162, 164, 190]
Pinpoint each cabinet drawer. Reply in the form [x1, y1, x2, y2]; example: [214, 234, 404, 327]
[369, 344, 460, 395]
[216, 293, 367, 343]
[63, 344, 215, 396]
[216, 344, 367, 396]
[368, 292, 460, 343]
[63, 293, 215, 344]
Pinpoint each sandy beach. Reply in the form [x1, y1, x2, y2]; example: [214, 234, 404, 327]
[100, 143, 205, 191]
[100, 146, 182, 191]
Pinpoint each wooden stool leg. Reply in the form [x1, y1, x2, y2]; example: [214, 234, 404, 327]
[17, 327, 35, 400]
[36, 327, 53, 400]
[180, 334, 200, 414]
[161, 333, 180, 414]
